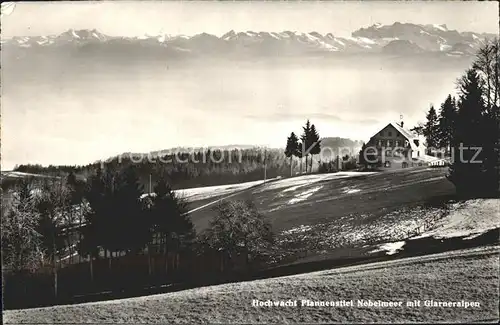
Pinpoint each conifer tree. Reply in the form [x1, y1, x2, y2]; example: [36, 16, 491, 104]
[300, 120, 312, 174]
[423, 105, 440, 152]
[438, 95, 458, 153]
[117, 166, 149, 253]
[296, 141, 304, 174]
[149, 174, 193, 273]
[448, 69, 490, 197]
[309, 124, 321, 172]
[285, 132, 300, 177]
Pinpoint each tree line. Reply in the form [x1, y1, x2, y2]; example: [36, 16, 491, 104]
[12, 148, 292, 191]
[2, 166, 275, 301]
[412, 38, 499, 197]
[411, 95, 458, 155]
[284, 119, 321, 175]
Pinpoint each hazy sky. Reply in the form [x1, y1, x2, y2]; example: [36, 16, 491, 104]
[1, 1, 499, 170]
[2, 1, 498, 38]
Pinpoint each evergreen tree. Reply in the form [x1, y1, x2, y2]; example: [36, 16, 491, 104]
[113, 165, 149, 254]
[284, 132, 299, 177]
[78, 167, 112, 277]
[296, 142, 304, 174]
[423, 105, 440, 152]
[448, 68, 492, 197]
[358, 143, 367, 167]
[148, 174, 194, 273]
[309, 124, 321, 173]
[358, 142, 378, 169]
[300, 120, 313, 174]
[438, 95, 458, 153]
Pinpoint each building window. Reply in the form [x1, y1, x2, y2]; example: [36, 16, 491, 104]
[378, 140, 382, 147]
[386, 140, 390, 147]
[395, 140, 400, 147]
[388, 131, 392, 137]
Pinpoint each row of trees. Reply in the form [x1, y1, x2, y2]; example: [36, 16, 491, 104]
[13, 148, 292, 191]
[448, 38, 499, 197]
[414, 95, 459, 154]
[284, 120, 321, 175]
[2, 166, 275, 299]
[413, 38, 499, 197]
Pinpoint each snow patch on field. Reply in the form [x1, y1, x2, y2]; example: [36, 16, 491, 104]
[370, 241, 406, 255]
[140, 172, 374, 202]
[289, 186, 323, 204]
[282, 225, 313, 235]
[282, 185, 301, 193]
[343, 188, 361, 194]
[412, 199, 499, 240]
[278, 206, 445, 252]
[141, 179, 278, 202]
[259, 172, 376, 193]
[176, 180, 266, 201]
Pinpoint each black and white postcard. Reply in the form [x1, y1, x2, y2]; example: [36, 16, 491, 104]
[1, 1, 499, 324]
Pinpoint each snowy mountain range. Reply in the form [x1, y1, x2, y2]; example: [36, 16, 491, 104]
[2, 23, 496, 58]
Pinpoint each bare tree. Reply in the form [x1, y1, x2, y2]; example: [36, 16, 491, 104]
[1, 179, 44, 273]
[473, 38, 500, 114]
[200, 200, 274, 272]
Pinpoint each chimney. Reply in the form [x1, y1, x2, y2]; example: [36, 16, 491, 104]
[400, 121, 404, 128]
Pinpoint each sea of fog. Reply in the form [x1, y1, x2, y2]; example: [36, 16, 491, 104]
[1, 54, 473, 169]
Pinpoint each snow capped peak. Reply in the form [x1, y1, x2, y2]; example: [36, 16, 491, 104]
[70, 29, 81, 39]
[140, 32, 167, 42]
[346, 36, 375, 47]
[4, 24, 492, 58]
[432, 24, 448, 32]
[221, 30, 236, 40]
[91, 31, 104, 41]
[269, 32, 281, 40]
[325, 33, 335, 40]
[304, 32, 321, 42]
[280, 31, 298, 38]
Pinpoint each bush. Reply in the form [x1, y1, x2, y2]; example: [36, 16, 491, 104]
[199, 200, 274, 269]
[318, 161, 338, 174]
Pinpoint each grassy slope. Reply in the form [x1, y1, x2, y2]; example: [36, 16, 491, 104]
[189, 168, 454, 232]
[189, 168, 457, 264]
[56, 168, 449, 264]
[5, 246, 498, 324]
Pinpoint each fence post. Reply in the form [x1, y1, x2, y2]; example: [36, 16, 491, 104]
[53, 264, 58, 300]
[148, 245, 152, 276]
[90, 255, 94, 282]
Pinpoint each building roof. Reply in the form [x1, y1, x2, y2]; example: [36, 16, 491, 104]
[389, 122, 418, 141]
[369, 122, 424, 151]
